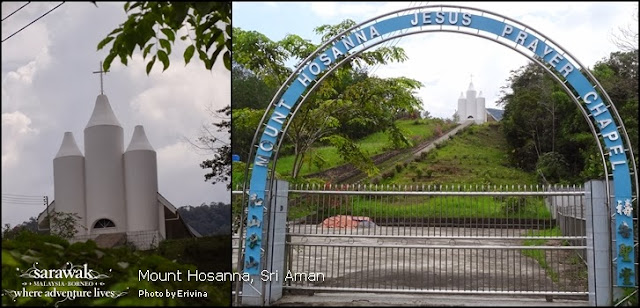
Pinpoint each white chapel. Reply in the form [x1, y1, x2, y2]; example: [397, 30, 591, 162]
[456, 80, 486, 124]
[38, 71, 199, 249]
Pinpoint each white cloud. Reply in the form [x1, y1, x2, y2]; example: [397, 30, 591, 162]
[1, 111, 39, 169]
[298, 2, 638, 119]
[156, 140, 229, 206]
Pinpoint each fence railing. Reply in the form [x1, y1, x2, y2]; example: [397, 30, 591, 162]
[232, 184, 588, 295]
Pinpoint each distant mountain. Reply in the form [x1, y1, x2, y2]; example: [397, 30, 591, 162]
[486, 108, 504, 121]
[178, 202, 231, 236]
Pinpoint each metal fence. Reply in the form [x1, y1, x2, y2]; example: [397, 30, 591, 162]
[232, 184, 588, 297]
[548, 189, 586, 260]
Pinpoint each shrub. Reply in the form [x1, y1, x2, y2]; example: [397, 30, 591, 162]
[381, 169, 396, 179]
[424, 169, 434, 178]
[501, 197, 526, 214]
[535, 152, 569, 184]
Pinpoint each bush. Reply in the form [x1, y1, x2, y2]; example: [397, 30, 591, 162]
[381, 169, 396, 179]
[501, 197, 526, 214]
[424, 169, 434, 178]
[536, 152, 569, 184]
[2, 232, 231, 306]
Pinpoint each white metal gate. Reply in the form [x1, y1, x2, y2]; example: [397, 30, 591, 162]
[282, 184, 587, 297]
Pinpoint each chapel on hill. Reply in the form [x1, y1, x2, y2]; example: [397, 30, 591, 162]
[456, 80, 487, 124]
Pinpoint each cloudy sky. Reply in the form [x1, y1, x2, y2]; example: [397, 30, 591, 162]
[233, 1, 637, 118]
[1, 2, 230, 227]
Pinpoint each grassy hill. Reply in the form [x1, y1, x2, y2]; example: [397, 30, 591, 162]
[275, 118, 457, 178]
[365, 122, 537, 186]
[280, 122, 541, 221]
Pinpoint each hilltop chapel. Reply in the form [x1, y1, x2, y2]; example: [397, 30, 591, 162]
[456, 79, 487, 124]
[37, 64, 199, 249]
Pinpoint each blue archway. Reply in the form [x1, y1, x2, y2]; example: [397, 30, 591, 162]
[239, 4, 637, 297]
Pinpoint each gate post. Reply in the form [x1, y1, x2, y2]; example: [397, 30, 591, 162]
[264, 180, 288, 305]
[585, 180, 612, 306]
[241, 180, 288, 306]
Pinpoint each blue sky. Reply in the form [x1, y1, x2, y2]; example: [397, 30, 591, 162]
[233, 1, 638, 118]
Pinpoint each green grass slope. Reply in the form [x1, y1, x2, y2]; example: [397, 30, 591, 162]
[366, 122, 537, 186]
[275, 118, 456, 178]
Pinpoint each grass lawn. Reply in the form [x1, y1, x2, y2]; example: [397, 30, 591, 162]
[287, 194, 552, 221]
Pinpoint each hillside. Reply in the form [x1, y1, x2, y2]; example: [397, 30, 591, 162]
[275, 118, 457, 179]
[365, 122, 537, 186]
[178, 202, 231, 235]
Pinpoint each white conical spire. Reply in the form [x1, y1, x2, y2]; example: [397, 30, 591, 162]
[55, 132, 83, 158]
[126, 125, 155, 152]
[460, 92, 464, 98]
[468, 81, 475, 92]
[85, 94, 121, 128]
[478, 91, 483, 97]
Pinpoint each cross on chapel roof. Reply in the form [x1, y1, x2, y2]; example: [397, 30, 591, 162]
[92, 61, 109, 95]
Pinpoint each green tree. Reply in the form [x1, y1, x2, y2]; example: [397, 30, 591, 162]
[98, 2, 231, 73]
[233, 20, 423, 179]
[49, 211, 84, 240]
[536, 152, 570, 184]
[592, 50, 639, 165]
[231, 108, 264, 162]
[98, 2, 232, 188]
[500, 50, 638, 184]
[197, 106, 231, 189]
[231, 62, 277, 110]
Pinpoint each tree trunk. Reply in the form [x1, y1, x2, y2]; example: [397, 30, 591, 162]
[292, 147, 301, 179]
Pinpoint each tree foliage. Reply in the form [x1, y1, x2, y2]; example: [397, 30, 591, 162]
[611, 8, 638, 53]
[177, 202, 231, 235]
[2, 231, 230, 306]
[232, 20, 423, 178]
[49, 211, 85, 240]
[198, 106, 231, 189]
[98, 2, 231, 73]
[500, 50, 638, 184]
[98, 2, 232, 190]
[230, 107, 264, 162]
[231, 62, 277, 110]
